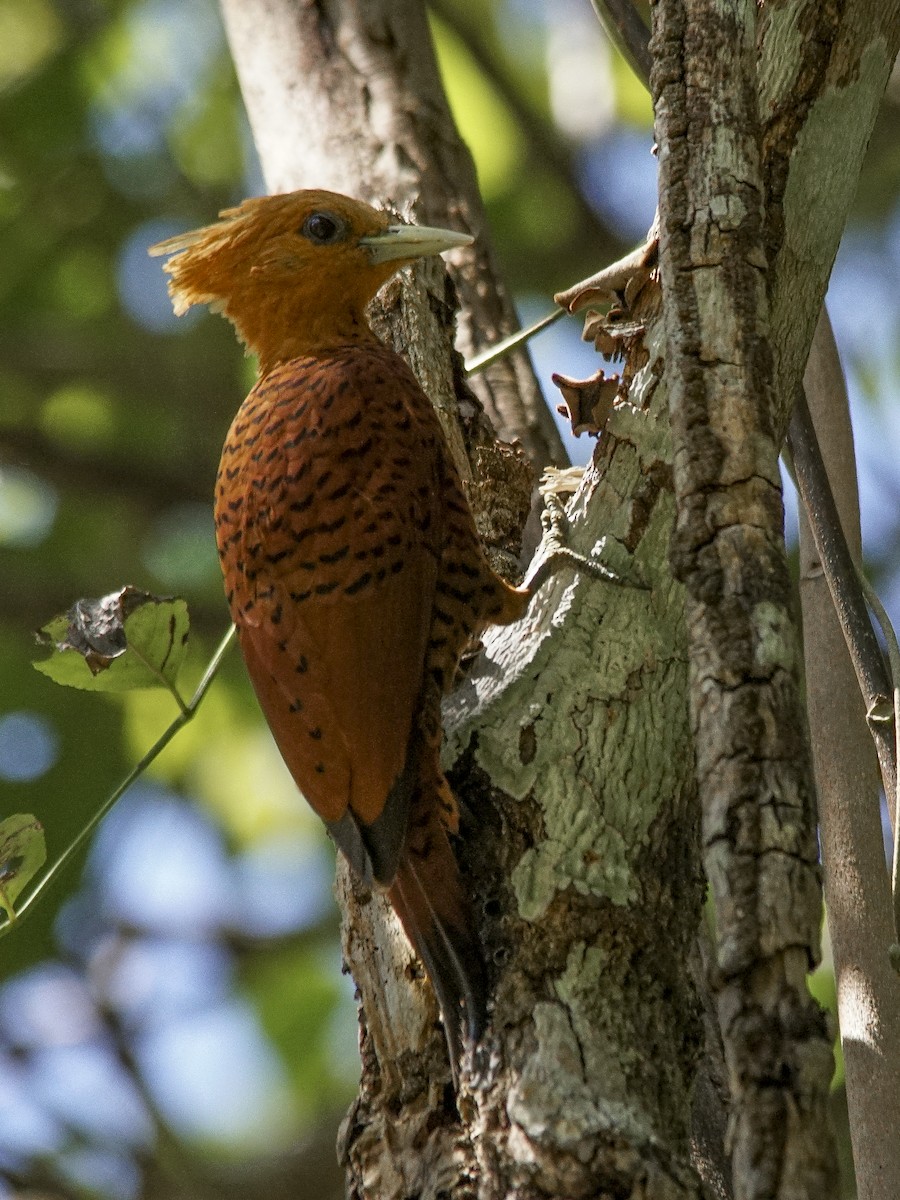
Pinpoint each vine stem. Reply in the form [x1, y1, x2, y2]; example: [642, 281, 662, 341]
[0, 624, 236, 938]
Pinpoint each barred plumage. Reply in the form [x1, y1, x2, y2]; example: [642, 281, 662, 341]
[152, 189, 528, 1081]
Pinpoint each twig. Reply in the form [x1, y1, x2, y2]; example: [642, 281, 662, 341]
[464, 308, 564, 375]
[855, 575, 900, 954]
[797, 315, 900, 1199]
[786, 389, 896, 801]
[587, 0, 653, 81]
[0, 625, 237, 937]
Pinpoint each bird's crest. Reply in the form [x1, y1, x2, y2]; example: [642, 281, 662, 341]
[149, 195, 301, 317]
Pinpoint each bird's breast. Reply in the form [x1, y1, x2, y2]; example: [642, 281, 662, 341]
[214, 346, 448, 622]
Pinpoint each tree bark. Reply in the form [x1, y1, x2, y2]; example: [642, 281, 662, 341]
[757, 0, 900, 431]
[442, 326, 704, 1199]
[221, 2, 706, 1195]
[651, 0, 836, 1193]
[650, 0, 900, 1196]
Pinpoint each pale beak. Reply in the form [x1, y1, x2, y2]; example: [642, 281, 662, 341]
[359, 223, 473, 264]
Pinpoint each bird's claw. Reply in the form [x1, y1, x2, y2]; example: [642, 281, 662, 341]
[524, 479, 649, 597]
[540, 486, 569, 543]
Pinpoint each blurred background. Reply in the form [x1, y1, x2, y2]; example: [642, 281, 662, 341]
[0, 0, 897, 1195]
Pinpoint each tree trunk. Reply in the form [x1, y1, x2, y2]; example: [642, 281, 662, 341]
[217, 1, 900, 1196]
[652, 0, 836, 1192]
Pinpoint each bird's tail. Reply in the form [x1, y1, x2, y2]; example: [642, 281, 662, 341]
[387, 765, 488, 1085]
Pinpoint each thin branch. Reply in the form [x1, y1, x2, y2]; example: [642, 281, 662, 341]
[855, 575, 900, 947]
[786, 389, 895, 799]
[797, 313, 900, 1200]
[588, 0, 653, 81]
[464, 307, 564, 375]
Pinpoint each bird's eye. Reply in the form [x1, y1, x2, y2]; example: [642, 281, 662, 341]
[300, 212, 344, 245]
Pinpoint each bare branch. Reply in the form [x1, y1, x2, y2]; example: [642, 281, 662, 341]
[787, 391, 894, 792]
[594, 10, 900, 1193]
[588, 0, 652, 82]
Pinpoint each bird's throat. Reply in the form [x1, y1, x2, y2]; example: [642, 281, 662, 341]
[223, 284, 379, 377]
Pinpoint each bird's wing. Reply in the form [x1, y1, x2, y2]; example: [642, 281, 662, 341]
[218, 350, 445, 882]
[237, 548, 437, 882]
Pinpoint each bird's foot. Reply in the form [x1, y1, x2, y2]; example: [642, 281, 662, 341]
[521, 468, 649, 598]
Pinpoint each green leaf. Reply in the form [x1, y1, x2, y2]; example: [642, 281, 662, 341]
[0, 815, 46, 922]
[34, 586, 190, 694]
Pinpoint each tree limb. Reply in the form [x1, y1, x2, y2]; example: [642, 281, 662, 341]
[597, 6, 900, 1194]
[787, 390, 894, 791]
[588, 0, 653, 81]
[220, 2, 709, 1195]
[758, 0, 900, 431]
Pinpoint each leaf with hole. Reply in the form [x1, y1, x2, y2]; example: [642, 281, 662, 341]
[34, 587, 190, 694]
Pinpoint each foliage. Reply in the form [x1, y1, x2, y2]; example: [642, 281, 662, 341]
[35, 588, 190, 692]
[0, 815, 46, 921]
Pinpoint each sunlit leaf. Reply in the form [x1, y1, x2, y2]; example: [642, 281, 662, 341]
[0, 814, 46, 921]
[34, 586, 189, 694]
[808, 961, 843, 1091]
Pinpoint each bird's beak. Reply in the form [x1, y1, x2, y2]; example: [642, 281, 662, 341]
[359, 223, 473, 264]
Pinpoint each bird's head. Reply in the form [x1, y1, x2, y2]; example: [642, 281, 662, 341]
[149, 190, 473, 374]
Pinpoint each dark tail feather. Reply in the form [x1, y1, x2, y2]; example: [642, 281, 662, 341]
[388, 811, 487, 1086]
